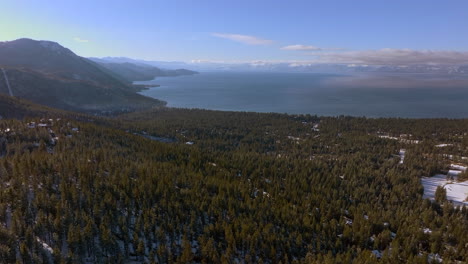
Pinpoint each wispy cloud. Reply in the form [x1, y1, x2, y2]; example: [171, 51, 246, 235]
[212, 33, 273, 45]
[281, 44, 321, 51]
[316, 49, 468, 65]
[73, 37, 89, 43]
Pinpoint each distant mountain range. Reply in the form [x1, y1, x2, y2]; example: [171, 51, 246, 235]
[285, 63, 468, 75]
[95, 56, 468, 75]
[89, 57, 191, 70]
[0, 38, 196, 113]
[1, 38, 466, 114]
[89, 59, 197, 83]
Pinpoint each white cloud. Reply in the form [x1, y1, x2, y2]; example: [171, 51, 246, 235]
[212, 33, 273, 45]
[316, 49, 468, 65]
[281, 44, 321, 51]
[73, 37, 89, 43]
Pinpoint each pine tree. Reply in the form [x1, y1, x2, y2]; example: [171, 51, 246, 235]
[434, 186, 447, 203]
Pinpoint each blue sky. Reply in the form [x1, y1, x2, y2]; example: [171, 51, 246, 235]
[1, 0, 468, 63]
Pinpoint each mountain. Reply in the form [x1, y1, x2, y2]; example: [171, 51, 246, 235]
[94, 57, 468, 75]
[287, 63, 468, 75]
[92, 57, 225, 71]
[0, 38, 163, 113]
[93, 61, 198, 83]
[90, 56, 191, 70]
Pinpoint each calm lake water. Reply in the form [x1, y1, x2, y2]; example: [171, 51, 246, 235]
[137, 72, 468, 118]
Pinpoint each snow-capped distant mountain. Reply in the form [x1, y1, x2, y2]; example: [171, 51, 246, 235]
[91, 57, 468, 75]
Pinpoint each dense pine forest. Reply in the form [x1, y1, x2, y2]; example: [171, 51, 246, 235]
[0, 101, 468, 263]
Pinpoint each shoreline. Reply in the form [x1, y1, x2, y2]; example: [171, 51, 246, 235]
[132, 83, 160, 91]
[133, 72, 468, 119]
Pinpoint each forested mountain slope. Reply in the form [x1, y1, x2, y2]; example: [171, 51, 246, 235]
[0, 39, 163, 113]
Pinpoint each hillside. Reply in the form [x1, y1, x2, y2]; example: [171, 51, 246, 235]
[0, 99, 467, 262]
[0, 93, 63, 119]
[0, 38, 163, 113]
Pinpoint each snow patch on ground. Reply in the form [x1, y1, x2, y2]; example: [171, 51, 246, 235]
[399, 149, 406, 164]
[378, 135, 420, 144]
[344, 217, 353, 225]
[423, 228, 432, 234]
[451, 164, 467, 171]
[37, 236, 55, 263]
[421, 174, 468, 206]
[428, 253, 443, 263]
[435, 143, 453, 147]
[372, 250, 383, 258]
[287, 136, 300, 141]
[448, 170, 462, 176]
[36, 237, 54, 254]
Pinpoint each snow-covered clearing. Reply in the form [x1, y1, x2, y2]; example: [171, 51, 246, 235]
[421, 174, 468, 206]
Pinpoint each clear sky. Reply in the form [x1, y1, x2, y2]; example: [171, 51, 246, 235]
[1, 0, 467, 63]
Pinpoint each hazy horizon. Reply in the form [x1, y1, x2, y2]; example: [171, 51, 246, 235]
[2, 0, 468, 66]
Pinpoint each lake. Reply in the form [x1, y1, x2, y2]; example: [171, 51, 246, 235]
[137, 72, 468, 118]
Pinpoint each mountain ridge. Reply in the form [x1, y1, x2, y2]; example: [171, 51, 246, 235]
[91, 60, 198, 83]
[0, 38, 163, 113]
[94, 56, 468, 75]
